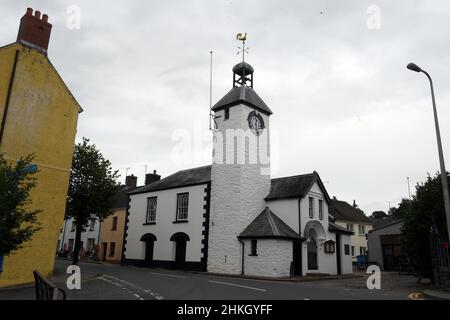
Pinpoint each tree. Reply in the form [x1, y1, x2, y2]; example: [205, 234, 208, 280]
[0, 154, 41, 257]
[401, 173, 449, 280]
[370, 211, 388, 219]
[66, 138, 120, 265]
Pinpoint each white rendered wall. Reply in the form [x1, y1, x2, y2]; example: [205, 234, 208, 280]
[340, 234, 353, 274]
[59, 217, 101, 251]
[209, 103, 271, 274]
[125, 184, 207, 263]
[243, 239, 292, 277]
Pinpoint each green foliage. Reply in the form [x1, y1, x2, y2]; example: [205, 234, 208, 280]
[400, 173, 449, 279]
[370, 210, 388, 219]
[0, 154, 41, 255]
[66, 137, 120, 226]
[66, 138, 120, 264]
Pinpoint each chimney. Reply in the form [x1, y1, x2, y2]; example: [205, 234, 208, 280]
[17, 8, 53, 53]
[353, 200, 357, 209]
[125, 175, 138, 188]
[145, 170, 161, 186]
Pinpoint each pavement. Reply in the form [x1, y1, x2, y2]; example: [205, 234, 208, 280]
[0, 259, 435, 300]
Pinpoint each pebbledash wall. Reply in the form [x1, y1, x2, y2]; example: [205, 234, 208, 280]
[208, 103, 271, 275]
[243, 239, 292, 277]
[124, 184, 210, 270]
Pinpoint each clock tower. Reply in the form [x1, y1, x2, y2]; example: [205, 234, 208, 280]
[207, 53, 273, 274]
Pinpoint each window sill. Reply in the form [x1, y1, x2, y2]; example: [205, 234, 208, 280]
[173, 220, 189, 224]
[249, 254, 258, 257]
[143, 222, 157, 226]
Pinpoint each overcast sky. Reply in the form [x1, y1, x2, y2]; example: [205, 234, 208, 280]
[3, 0, 450, 215]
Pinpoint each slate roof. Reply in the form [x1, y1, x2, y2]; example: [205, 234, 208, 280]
[329, 199, 374, 224]
[265, 172, 331, 203]
[111, 186, 134, 209]
[211, 85, 273, 116]
[329, 222, 354, 235]
[129, 165, 212, 195]
[239, 208, 303, 240]
[371, 218, 402, 231]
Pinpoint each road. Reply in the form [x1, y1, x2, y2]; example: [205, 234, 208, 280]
[0, 259, 422, 300]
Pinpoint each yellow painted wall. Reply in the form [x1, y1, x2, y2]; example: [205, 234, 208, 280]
[336, 220, 373, 262]
[99, 209, 126, 263]
[0, 43, 81, 287]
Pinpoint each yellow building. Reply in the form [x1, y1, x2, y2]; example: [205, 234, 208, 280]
[0, 8, 82, 287]
[330, 198, 374, 263]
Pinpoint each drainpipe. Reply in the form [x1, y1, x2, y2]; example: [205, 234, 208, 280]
[60, 219, 68, 252]
[0, 50, 20, 146]
[239, 239, 245, 275]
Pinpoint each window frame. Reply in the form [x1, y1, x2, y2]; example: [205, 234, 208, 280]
[318, 199, 324, 220]
[146, 197, 158, 224]
[360, 246, 367, 256]
[112, 216, 118, 231]
[308, 197, 314, 219]
[344, 244, 350, 255]
[250, 240, 258, 256]
[359, 224, 366, 236]
[224, 108, 230, 120]
[176, 193, 189, 222]
[347, 224, 354, 232]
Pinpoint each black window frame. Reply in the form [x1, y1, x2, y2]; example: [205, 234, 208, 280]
[344, 244, 350, 255]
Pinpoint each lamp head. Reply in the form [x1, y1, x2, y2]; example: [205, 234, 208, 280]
[407, 63, 422, 73]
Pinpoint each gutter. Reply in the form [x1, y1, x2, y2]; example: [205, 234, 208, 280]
[0, 50, 20, 146]
[238, 239, 245, 276]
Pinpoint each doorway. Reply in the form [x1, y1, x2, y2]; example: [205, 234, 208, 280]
[140, 233, 157, 267]
[102, 242, 107, 261]
[336, 234, 342, 275]
[307, 237, 318, 270]
[170, 233, 190, 270]
[145, 240, 155, 266]
[292, 242, 302, 276]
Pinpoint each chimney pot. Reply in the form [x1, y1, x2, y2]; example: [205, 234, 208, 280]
[145, 171, 161, 186]
[17, 7, 53, 53]
[125, 175, 138, 188]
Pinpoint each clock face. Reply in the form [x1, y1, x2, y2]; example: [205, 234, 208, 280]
[247, 111, 265, 135]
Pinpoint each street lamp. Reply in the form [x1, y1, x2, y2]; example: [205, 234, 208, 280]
[407, 62, 450, 242]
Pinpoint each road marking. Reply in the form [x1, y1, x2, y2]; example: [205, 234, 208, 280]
[99, 274, 164, 300]
[148, 272, 186, 279]
[408, 292, 425, 300]
[209, 280, 267, 292]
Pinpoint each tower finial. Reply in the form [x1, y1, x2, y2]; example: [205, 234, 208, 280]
[236, 33, 248, 63]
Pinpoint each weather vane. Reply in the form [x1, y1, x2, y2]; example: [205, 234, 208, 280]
[236, 33, 249, 62]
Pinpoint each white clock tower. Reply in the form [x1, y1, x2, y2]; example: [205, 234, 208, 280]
[207, 46, 273, 274]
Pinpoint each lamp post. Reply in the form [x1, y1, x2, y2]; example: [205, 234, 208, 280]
[407, 63, 450, 242]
